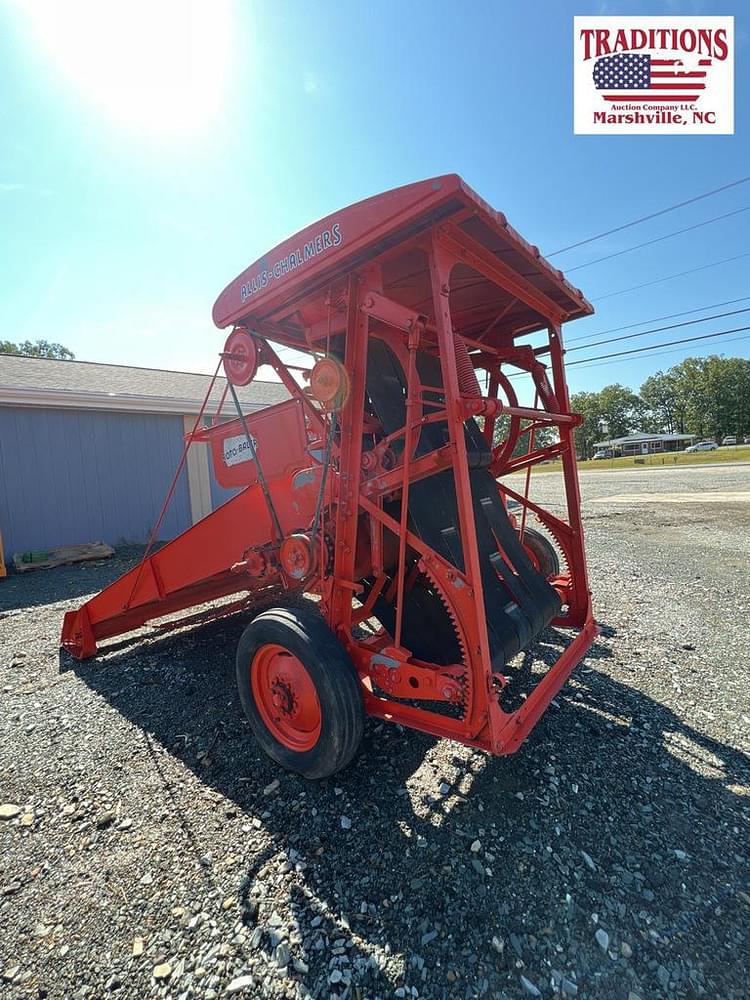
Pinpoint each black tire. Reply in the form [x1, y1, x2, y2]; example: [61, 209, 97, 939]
[236, 604, 364, 779]
[519, 527, 560, 579]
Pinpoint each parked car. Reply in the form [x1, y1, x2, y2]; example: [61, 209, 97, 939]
[722, 435, 737, 445]
[685, 441, 718, 453]
[593, 449, 614, 460]
[744, 436, 750, 445]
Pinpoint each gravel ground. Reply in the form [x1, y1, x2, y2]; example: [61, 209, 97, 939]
[1, 464, 749, 1000]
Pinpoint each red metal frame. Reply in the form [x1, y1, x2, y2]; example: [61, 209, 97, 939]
[61, 175, 597, 758]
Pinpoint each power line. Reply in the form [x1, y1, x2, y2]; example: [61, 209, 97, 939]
[565, 206, 750, 274]
[567, 333, 750, 374]
[567, 325, 750, 367]
[506, 325, 750, 380]
[548, 175, 750, 255]
[595, 252, 750, 301]
[567, 307, 750, 354]
[566, 295, 750, 344]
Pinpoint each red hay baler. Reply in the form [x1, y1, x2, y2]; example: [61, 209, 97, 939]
[61, 175, 598, 778]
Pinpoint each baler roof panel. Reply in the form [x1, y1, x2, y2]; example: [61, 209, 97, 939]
[212, 174, 592, 345]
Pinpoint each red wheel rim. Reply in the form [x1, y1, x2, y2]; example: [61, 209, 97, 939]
[250, 644, 322, 751]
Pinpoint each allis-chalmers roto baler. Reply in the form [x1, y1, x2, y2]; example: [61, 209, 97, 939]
[61, 175, 598, 778]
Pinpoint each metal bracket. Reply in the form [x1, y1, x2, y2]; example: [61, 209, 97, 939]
[360, 290, 426, 334]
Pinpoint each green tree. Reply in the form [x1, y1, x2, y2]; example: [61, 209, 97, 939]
[492, 354, 750, 462]
[640, 355, 750, 441]
[570, 384, 645, 458]
[670, 357, 711, 437]
[702, 355, 750, 439]
[726, 357, 750, 436]
[569, 390, 604, 459]
[598, 383, 646, 438]
[0, 339, 74, 359]
[640, 370, 682, 433]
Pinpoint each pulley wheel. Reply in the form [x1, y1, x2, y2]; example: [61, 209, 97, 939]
[222, 328, 259, 386]
[309, 356, 350, 410]
[279, 532, 317, 582]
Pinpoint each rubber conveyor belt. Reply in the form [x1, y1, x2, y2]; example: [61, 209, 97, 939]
[364, 338, 561, 671]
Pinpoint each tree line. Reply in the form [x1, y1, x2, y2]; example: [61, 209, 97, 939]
[0, 339, 74, 359]
[570, 354, 750, 458]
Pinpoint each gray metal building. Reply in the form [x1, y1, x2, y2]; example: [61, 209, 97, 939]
[0, 354, 287, 559]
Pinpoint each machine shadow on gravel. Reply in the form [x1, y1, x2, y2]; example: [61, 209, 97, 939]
[0, 548, 148, 613]
[63, 617, 750, 999]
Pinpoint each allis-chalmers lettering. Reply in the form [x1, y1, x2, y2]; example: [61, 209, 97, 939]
[240, 223, 342, 302]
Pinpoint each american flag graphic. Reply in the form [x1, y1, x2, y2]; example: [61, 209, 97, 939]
[593, 52, 711, 102]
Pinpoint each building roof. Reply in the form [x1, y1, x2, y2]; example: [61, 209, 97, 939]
[594, 432, 695, 448]
[0, 354, 289, 416]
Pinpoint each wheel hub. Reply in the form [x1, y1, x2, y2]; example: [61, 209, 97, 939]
[270, 676, 297, 716]
[250, 644, 322, 751]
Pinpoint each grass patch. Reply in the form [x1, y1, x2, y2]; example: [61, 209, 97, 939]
[516, 446, 750, 475]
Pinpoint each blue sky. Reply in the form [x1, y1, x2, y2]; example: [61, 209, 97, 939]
[1, 0, 747, 397]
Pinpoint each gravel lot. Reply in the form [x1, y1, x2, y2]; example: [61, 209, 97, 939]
[2, 464, 749, 1000]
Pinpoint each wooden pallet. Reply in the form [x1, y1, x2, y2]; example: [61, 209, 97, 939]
[12, 542, 115, 574]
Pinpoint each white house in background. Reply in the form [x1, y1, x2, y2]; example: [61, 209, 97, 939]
[593, 432, 696, 456]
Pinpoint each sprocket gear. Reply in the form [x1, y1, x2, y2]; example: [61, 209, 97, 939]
[360, 557, 471, 719]
[416, 558, 471, 718]
[505, 495, 571, 579]
[524, 516, 571, 579]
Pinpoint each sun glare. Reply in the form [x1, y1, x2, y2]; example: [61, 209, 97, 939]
[17, 0, 235, 136]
